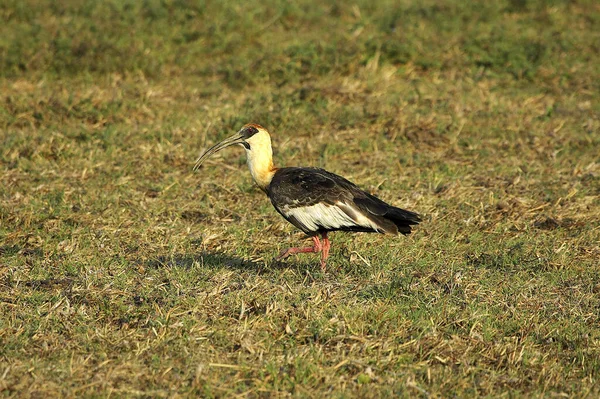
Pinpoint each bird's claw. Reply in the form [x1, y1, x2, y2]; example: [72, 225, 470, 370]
[320, 260, 327, 272]
[276, 249, 291, 261]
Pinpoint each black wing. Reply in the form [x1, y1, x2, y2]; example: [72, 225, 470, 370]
[268, 167, 421, 235]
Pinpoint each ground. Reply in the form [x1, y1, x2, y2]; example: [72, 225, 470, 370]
[1, 0, 599, 397]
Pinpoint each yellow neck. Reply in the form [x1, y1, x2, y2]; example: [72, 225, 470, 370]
[245, 142, 276, 191]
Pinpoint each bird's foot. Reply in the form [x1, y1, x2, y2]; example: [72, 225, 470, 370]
[320, 233, 331, 272]
[276, 247, 312, 260]
[275, 235, 332, 272]
[275, 236, 322, 261]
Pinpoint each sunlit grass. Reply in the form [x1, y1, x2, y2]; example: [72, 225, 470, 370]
[1, 0, 599, 397]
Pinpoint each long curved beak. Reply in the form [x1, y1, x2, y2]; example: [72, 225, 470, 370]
[193, 131, 246, 171]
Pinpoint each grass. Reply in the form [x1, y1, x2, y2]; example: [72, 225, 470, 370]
[1, 0, 599, 397]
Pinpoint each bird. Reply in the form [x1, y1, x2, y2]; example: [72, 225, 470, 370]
[194, 123, 421, 271]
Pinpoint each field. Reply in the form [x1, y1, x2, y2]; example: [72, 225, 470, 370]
[1, 0, 599, 397]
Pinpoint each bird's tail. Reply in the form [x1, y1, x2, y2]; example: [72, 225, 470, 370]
[354, 195, 422, 235]
[385, 206, 421, 235]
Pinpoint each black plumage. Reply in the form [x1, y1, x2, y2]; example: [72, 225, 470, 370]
[268, 167, 421, 235]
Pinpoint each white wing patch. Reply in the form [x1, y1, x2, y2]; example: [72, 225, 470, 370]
[283, 202, 381, 232]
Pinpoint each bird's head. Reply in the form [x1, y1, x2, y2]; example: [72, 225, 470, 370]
[193, 123, 272, 171]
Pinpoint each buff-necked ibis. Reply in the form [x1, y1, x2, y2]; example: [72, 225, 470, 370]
[194, 124, 421, 270]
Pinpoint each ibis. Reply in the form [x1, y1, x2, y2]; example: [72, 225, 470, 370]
[194, 124, 421, 270]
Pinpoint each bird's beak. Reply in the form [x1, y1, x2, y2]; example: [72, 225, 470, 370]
[193, 131, 247, 171]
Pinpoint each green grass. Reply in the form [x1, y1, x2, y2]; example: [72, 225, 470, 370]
[1, 0, 599, 397]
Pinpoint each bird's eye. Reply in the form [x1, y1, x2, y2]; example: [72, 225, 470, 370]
[242, 126, 259, 139]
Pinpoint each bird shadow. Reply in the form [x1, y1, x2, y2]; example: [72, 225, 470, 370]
[141, 251, 307, 274]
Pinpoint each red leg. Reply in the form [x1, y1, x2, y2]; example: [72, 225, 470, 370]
[277, 236, 322, 260]
[320, 232, 331, 271]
